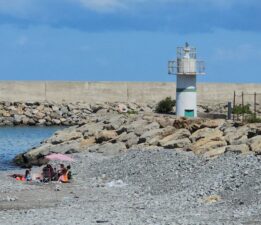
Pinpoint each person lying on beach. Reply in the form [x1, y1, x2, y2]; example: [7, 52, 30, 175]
[9, 168, 32, 181]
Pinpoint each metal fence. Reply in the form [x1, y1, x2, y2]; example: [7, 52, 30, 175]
[233, 91, 261, 120]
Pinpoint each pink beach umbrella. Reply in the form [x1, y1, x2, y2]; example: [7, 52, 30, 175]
[45, 153, 75, 162]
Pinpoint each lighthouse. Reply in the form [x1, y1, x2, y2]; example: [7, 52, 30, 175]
[168, 43, 205, 118]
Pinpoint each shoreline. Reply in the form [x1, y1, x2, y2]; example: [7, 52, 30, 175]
[1, 150, 261, 224]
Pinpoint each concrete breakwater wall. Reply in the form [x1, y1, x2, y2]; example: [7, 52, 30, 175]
[1, 81, 261, 104]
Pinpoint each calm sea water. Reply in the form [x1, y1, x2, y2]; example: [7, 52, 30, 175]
[0, 127, 61, 171]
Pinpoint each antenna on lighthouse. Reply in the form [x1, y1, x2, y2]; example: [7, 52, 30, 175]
[168, 43, 206, 118]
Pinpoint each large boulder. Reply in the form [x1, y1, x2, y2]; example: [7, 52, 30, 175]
[203, 146, 226, 159]
[79, 137, 96, 149]
[225, 144, 250, 154]
[48, 128, 82, 145]
[95, 130, 118, 143]
[189, 129, 226, 154]
[248, 135, 261, 154]
[134, 121, 160, 136]
[161, 138, 191, 149]
[76, 123, 104, 137]
[155, 116, 175, 128]
[224, 125, 259, 145]
[118, 119, 148, 134]
[118, 132, 139, 148]
[138, 126, 175, 145]
[190, 128, 223, 143]
[159, 128, 190, 146]
[200, 119, 225, 129]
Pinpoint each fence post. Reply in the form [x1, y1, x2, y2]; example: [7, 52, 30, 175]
[242, 92, 244, 122]
[233, 91, 236, 121]
[227, 102, 232, 120]
[254, 92, 257, 118]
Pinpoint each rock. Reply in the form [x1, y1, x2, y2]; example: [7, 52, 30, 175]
[52, 105, 59, 111]
[117, 103, 128, 113]
[161, 138, 191, 149]
[106, 114, 126, 130]
[90, 104, 104, 113]
[97, 142, 127, 155]
[134, 121, 160, 136]
[79, 137, 96, 149]
[49, 129, 82, 144]
[201, 119, 225, 129]
[138, 126, 175, 144]
[225, 144, 250, 154]
[52, 119, 61, 125]
[95, 130, 118, 143]
[203, 146, 226, 158]
[225, 127, 249, 145]
[2, 111, 10, 117]
[28, 118, 36, 125]
[190, 131, 227, 155]
[203, 195, 221, 204]
[76, 123, 104, 137]
[248, 135, 261, 154]
[190, 128, 223, 143]
[138, 128, 163, 144]
[38, 119, 46, 125]
[118, 132, 139, 148]
[159, 129, 190, 146]
[34, 112, 46, 119]
[13, 115, 24, 124]
[155, 117, 175, 128]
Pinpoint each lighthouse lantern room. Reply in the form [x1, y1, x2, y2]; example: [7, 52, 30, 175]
[168, 43, 205, 118]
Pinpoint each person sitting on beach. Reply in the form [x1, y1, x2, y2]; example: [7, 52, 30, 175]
[42, 164, 54, 182]
[58, 164, 66, 176]
[58, 169, 69, 183]
[52, 167, 58, 181]
[66, 165, 72, 180]
[24, 169, 32, 181]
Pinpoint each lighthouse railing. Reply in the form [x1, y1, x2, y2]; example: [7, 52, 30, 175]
[168, 60, 205, 75]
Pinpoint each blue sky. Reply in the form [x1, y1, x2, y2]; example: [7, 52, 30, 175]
[0, 0, 260, 82]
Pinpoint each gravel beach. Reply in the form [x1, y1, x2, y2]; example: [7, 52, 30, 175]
[1, 149, 261, 225]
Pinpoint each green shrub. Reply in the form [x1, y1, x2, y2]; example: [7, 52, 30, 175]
[155, 97, 176, 113]
[246, 114, 261, 123]
[232, 104, 252, 115]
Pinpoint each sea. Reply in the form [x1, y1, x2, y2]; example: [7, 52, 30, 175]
[0, 127, 61, 171]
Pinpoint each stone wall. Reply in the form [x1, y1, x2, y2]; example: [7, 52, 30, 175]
[0, 81, 261, 104]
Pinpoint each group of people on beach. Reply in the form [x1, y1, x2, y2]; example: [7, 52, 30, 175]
[10, 163, 72, 183]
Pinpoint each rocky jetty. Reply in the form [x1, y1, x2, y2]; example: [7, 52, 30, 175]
[14, 107, 261, 167]
[0, 101, 154, 126]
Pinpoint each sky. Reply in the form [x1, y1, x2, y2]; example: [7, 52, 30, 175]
[0, 0, 261, 83]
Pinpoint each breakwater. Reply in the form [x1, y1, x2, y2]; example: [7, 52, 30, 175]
[1, 81, 261, 103]
[0, 101, 154, 126]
